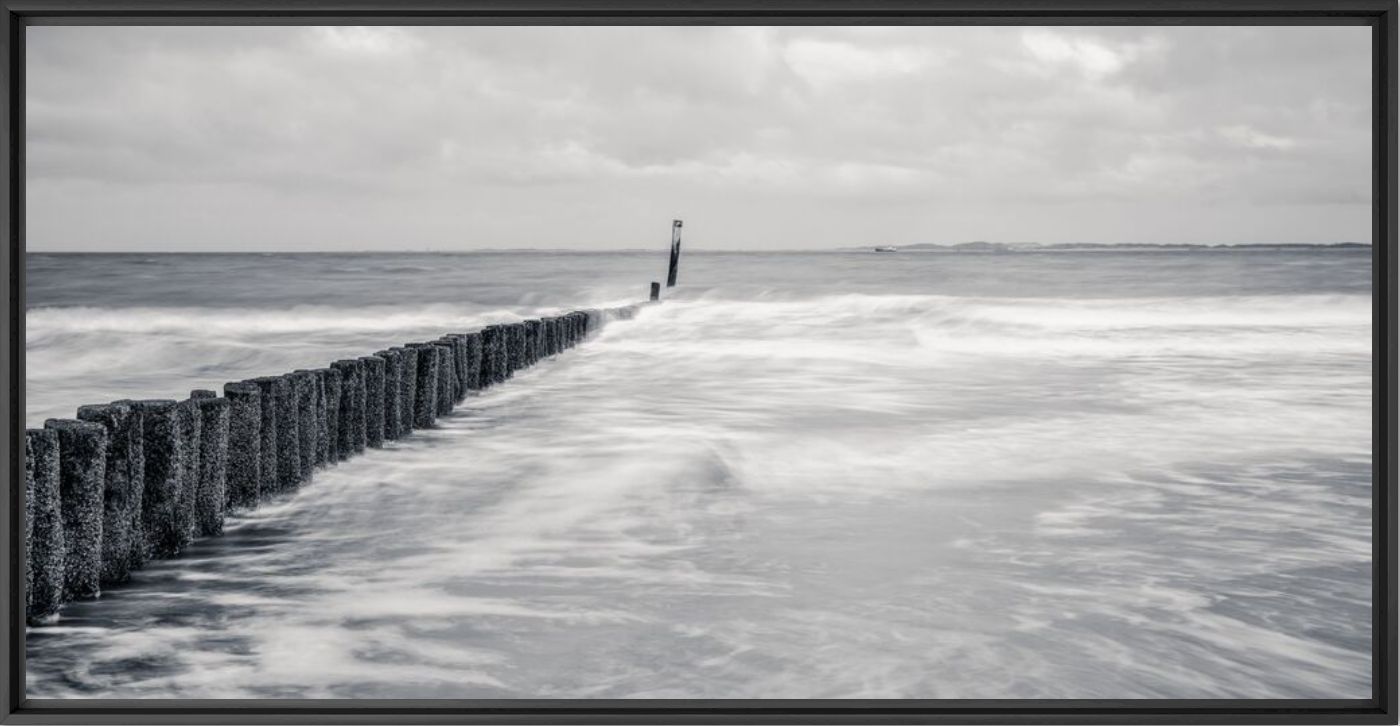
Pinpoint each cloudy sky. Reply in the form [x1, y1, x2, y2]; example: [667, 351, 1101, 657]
[27, 25, 1371, 251]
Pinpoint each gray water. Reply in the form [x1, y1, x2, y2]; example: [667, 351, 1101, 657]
[24, 248, 1372, 699]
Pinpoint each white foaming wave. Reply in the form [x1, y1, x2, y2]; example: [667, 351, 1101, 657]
[27, 303, 544, 339]
[592, 293, 1371, 371]
[626, 293, 1373, 336]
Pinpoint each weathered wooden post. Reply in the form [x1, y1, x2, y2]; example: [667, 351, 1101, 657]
[531, 321, 548, 365]
[221, 381, 262, 509]
[123, 399, 184, 560]
[276, 377, 301, 490]
[360, 355, 387, 448]
[172, 397, 203, 549]
[481, 328, 509, 388]
[189, 391, 229, 538]
[408, 343, 439, 428]
[432, 343, 455, 416]
[375, 349, 403, 441]
[300, 369, 329, 466]
[394, 346, 418, 437]
[496, 324, 513, 382]
[510, 323, 528, 376]
[667, 219, 683, 287]
[650, 282, 660, 301]
[292, 372, 317, 479]
[453, 335, 470, 398]
[76, 402, 144, 584]
[43, 418, 108, 601]
[244, 378, 279, 497]
[252, 376, 299, 493]
[25, 428, 65, 624]
[539, 317, 555, 357]
[331, 360, 367, 456]
[477, 327, 497, 386]
[518, 323, 536, 368]
[461, 332, 483, 392]
[321, 367, 343, 461]
[447, 336, 469, 401]
[433, 337, 462, 403]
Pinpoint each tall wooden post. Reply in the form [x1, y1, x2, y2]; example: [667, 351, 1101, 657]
[650, 282, 661, 301]
[666, 219, 682, 287]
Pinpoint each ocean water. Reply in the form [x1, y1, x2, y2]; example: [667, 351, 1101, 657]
[24, 248, 1373, 699]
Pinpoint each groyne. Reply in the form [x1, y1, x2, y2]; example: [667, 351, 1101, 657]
[24, 304, 639, 625]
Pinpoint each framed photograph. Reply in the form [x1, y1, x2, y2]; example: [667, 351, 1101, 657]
[2, 1, 1395, 723]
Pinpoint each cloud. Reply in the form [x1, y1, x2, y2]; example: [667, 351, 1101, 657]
[24, 25, 1371, 251]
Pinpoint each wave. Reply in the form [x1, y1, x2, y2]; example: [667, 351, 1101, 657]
[25, 285, 1373, 699]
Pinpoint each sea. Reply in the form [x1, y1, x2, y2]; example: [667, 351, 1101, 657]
[23, 247, 1373, 699]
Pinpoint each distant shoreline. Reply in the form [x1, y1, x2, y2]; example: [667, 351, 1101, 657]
[26, 242, 1372, 255]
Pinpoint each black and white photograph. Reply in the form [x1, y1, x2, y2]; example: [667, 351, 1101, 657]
[13, 14, 1386, 712]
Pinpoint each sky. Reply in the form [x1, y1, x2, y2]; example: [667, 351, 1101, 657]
[26, 25, 1372, 252]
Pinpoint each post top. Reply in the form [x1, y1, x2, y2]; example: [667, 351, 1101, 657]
[121, 398, 178, 410]
[44, 418, 107, 434]
[77, 402, 131, 417]
[223, 381, 261, 394]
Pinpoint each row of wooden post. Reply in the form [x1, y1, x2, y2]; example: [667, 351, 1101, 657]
[24, 306, 638, 624]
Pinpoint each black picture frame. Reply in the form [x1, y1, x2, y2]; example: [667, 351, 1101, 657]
[1, 2, 1395, 723]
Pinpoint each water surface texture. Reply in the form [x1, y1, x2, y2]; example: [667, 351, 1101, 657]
[25, 249, 1372, 699]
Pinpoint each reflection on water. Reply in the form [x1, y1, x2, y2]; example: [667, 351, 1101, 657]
[25, 249, 1372, 698]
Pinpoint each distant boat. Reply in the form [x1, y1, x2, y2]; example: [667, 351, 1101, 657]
[873, 246, 899, 253]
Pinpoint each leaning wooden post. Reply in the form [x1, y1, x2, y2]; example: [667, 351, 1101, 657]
[666, 219, 683, 287]
[650, 282, 660, 301]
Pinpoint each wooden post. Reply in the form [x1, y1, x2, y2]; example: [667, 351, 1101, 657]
[374, 350, 403, 441]
[44, 418, 108, 600]
[172, 398, 202, 550]
[666, 219, 683, 287]
[221, 381, 262, 508]
[243, 379, 279, 497]
[360, 355, 386, 448]
[76, 402, 144, 584]
[650, 281, 660, 301]
[189, 392, 229, 538]
[393, 346, 418, 437]
[123, 399, 184, 560]
[25, 428, 64, 624]
[321, 367, 343, 461]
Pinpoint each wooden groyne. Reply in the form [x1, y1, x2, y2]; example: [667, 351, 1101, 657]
[24, 305, 640, 625]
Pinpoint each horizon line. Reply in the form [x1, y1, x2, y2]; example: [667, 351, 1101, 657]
[25, 241, 1372, 254]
